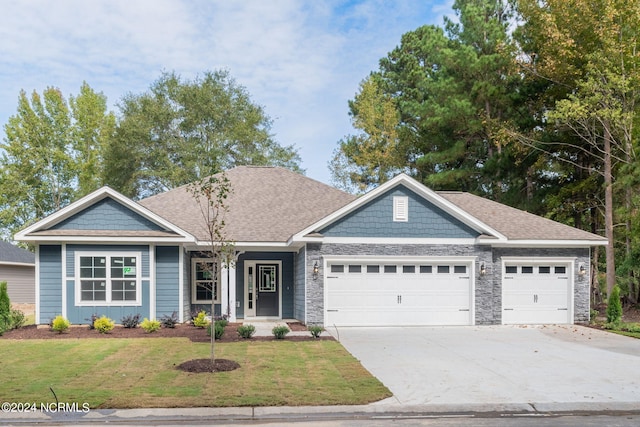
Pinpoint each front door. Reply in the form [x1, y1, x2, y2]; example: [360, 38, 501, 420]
[245, 262, 280, 317]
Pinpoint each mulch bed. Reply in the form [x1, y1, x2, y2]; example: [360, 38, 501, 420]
[175, 358, 241, 373]
[0, 322, 334, 343]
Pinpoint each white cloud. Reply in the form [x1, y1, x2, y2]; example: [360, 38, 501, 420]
[0, 0, 454, 184]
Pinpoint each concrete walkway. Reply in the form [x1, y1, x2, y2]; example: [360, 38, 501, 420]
[241, 320, 310, 337]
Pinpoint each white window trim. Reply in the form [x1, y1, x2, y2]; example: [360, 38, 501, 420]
[191, 258, 221, 304]
[393, 196, 409, 222]
[74, 251, 142, 306]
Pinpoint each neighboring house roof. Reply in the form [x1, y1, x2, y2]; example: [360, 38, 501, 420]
[438, 191, 606, 243]
[139, 166, 357, 244]
[0, 241, 35, 265]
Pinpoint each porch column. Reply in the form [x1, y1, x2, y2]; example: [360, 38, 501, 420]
[221, 262, 237, 322]
[228, 263, 237, 322]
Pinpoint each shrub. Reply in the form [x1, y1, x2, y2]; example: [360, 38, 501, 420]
[207, 321, 225, 339]
[8, 309, 25, 330]
[192, 310, 210, 328]
[121, 313, 141, 329]
[237, 324, 256, 339]
[51, 315, 70, 333]
[272, 325, 290, 339]
[93, 316, 115, 333]
[606, 286, 623, 326]
[214, 315, 229, 328]
[140, 318, 161, 333]
[160, 311, 179, 328]
[86, 313, 99, 330]
[0, 281, 11, 331]
[308, 325, 323, 338]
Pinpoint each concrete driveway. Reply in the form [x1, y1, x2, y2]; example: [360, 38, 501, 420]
[332, 325, 640, 410]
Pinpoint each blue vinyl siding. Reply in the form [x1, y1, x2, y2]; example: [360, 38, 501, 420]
[320, 185, 478, 238]
[38, 245, 62, 324]
[155, 246, 180, 318]
[235, 252, 294, 319]
[66, 280, 150, 324]
[52, 197, 163, 231]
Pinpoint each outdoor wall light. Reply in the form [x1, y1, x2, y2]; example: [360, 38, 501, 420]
[578, 262, 586, 276]
[480, 262, 486, 276]
[313, 261, 319, 280]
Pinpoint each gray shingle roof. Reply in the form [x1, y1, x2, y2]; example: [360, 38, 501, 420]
[139, 166, 357, 243]
[0, 241, 35, 264]
[438, 191, 606, 242]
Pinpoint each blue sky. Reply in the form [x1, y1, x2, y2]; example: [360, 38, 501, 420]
[0, 0, 454, 185]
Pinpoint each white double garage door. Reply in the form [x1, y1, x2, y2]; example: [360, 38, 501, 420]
[324, 257, 573, 327]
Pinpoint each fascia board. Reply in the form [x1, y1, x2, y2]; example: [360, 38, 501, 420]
[15, 186, 196, 242]
[490, 239, 608, 248]
[16, 236, 193, 244]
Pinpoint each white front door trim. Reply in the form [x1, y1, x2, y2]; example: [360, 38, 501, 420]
[243, 260, 282, 319]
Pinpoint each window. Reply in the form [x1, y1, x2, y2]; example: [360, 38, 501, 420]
[420, 265, 433, 274]
[367, 265, 380, 273]
[522, 266, 534, 274]
[539, 266, 551, 274]
[193, 258, 219, 303]
[384, 265, 397, 273]
[505, 266, 517, 274]
[454, 265, 467, 274]
[77, 253, 140, 305]
[437, 265, 450, 274]
[330, 264, 344, 273]
[555, 266, 567, 274]
[348, 265, 361, 273]
[393, 196, 409, 222]
[403, 265, 416, 274]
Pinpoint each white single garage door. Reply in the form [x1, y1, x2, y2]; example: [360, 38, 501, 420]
[502, 263, 572, 325]
[325, 260, 473, 327]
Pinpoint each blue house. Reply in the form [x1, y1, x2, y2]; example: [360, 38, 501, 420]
[16, 166, 606, 327]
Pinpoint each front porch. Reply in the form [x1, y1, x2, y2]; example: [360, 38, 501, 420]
[188, 251, 300, 323]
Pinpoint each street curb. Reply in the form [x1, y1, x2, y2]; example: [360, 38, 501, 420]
[3, 401, 640, 424]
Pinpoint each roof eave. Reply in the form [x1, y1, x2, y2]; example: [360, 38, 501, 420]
[489, 239, 608, 248]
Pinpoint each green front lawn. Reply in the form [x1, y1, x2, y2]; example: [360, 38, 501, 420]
[0, 338, 390, 408]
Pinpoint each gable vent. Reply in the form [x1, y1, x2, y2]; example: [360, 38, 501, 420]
[393, 196, 409, 222]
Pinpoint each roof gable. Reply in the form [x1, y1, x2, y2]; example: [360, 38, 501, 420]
[15, 187, 194, 242]
[319, 185, 479, 239]
[51, 198, 164, 231]
[293, 174, 503, 242]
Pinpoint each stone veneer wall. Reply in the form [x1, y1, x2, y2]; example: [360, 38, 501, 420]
[305, 243, 591, 325]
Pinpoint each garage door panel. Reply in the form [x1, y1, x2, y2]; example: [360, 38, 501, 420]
[502, 263, 571, 325]
[325, 260, 473, 327]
